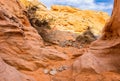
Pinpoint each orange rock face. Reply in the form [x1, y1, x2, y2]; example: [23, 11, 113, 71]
[0, 0, 45, 71]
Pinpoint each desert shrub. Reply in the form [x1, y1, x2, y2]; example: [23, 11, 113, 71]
[20, 0, 52, 29]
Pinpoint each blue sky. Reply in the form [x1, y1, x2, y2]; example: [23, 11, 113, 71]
[39, 0, 114, 15]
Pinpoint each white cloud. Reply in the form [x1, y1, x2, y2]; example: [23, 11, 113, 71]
[39, 0, 113, 14]
[60, 0, 94, 4]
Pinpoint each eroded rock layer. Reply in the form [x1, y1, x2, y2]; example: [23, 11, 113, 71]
[0, 0, 45, 71]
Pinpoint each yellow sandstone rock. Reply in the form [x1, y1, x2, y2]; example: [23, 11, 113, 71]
[20, 0, 109, 36]
[50, 5, 109, 36]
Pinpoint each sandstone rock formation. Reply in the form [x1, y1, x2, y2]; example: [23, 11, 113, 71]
[73, 0, 120, 74]
[1, 0, 120, 81]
